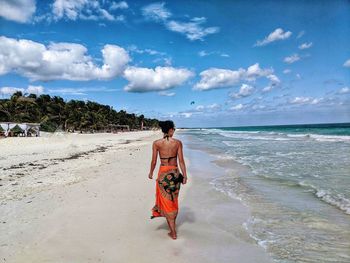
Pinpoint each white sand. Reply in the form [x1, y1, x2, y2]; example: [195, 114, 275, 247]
[0, 130, 273, 262]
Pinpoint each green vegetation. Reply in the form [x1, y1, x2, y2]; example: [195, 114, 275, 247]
[0, 91, 159, 132]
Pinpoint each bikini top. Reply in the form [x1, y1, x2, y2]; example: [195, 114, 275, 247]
[160, 155, 177, 162]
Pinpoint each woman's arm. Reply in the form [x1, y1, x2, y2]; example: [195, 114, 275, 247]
[148, 141, 158, 179]
[177, 141, 188, 184]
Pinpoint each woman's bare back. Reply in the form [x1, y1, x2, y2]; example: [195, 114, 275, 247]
[155, 137, 180, 166]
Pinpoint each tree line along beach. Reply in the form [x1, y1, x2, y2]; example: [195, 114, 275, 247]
[0, 92, 160, 137]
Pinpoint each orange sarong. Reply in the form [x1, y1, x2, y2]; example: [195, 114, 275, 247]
[151, 165, 181, 219]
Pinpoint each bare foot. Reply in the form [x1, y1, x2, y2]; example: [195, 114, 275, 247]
[168, 232, 177, 240]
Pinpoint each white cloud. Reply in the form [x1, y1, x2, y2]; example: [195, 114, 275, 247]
[255, 28, 292, 47]
[207, 103, 221, 110]
[49, 88, 87, 95]
[284, 96, 344, 109]
[26, 85, 44, 94]
[128, 45, 174, 67]
[266, 74, 280, 85]
[181, 112, 193, 118]
[230, 104, 244, 110]
[290, 96, 323, 105]
[310, 98, 323, 105]
[194, 68, 245, 91]
[262, 86, 274, 93]
[158, 91, 175, 96]
[229, 84, 254, 99]
[0, 36, 130, 81]
[283, 69, 291, 74]
[251, 104, 266, 111]
[298, 42, 313, 49]
[171, 102, 222, 121]
[297, 31, 305, 39]
[338, 87, 350, 94]
[245, 63, 273, 80]
[52, 0, 122, 22]
[127, 45, 165, 56]
[284, 53, 300, 64]
[166, 19, 219, 41]
[198, 50, 229, 57]
[176, 103, 221, 119]
[0, 85, 44, 96]
[123, 66, 194, 92]
[141, 2, 171, 21]
[163, 57, 172, 66]
[0, 86, 24, 95]
[128, 44, 172, 65]
[48, 86, 117, 95]
[195, 105, 204, 110]
[153, 57, 172, 66]
[141, 3, 219, 41]
[194, 63, 275, 91]
[261, 75, 280, 93]
[290, 97, 309, 104]
[343, 59, 350, 67]
[198, 50, 209, 57]
[195, 103, 221, 111]
[0, 0, 36, 23]
[110, 1, 128, 10]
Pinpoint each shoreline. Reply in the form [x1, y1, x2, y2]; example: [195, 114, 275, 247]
[177, 132, 274, 262]
[1, 130, 273, 262]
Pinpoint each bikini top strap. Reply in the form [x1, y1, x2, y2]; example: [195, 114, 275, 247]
[160, 155, 177, 161]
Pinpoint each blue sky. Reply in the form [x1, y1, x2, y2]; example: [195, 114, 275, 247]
[0, 0, 349, 127]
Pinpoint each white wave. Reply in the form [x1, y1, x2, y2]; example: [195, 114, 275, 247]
[286, 133, 350, 142]
[218, 132, 291, 141]
[199, 128, 224, 133]
[226, 130, 261, 134]
[182, 127, 347, 144]
[315, 190, 350, 214]
[298, 181, 350, 214]
[187, 128, 350, 143]
[209, 179, 245, 203]
[215, 153, 236, 160]
[286, 134, 310, 138]
[222, 140, 235, 146]
[310, 134, 350, 142]
[242, 217, 276, 252]
[275, 151, 301, 156]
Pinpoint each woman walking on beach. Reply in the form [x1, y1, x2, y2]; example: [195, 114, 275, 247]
[148, 120, 187, 240]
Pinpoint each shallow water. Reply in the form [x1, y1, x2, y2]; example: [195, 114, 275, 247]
[177, 124, 350, 263]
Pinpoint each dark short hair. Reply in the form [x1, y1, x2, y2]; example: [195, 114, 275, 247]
[158, 120, 175, 134]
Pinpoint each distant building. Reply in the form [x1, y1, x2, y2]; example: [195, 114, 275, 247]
[0, 122, 40, 137]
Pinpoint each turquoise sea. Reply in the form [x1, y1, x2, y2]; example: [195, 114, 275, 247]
[179, 123, 350, 263]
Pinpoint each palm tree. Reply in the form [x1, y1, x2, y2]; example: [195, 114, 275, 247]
[0, 93, 159, 132]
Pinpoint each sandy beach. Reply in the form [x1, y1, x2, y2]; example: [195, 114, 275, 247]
[1, 130, 273, 263]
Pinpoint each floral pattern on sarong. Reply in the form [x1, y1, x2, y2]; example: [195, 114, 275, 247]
[157, 168, 181, 201]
